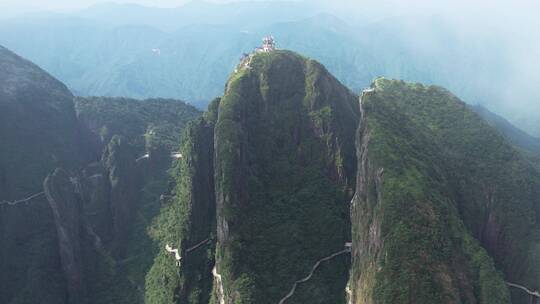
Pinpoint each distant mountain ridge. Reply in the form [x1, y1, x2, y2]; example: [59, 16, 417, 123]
[77, 1, 320, 31]
[472, 105, 540, 170]
[1, 2, 538, 136]
[472, 105, 540, 154]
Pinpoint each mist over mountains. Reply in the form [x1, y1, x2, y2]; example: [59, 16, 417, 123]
[0, 1, 538, 137]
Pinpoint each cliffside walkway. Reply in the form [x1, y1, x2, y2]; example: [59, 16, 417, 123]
[507, 282, 540, 298]
[212, 266, 225, 304]
[136, 154, 150, 162]
[0, 191, 45, 206]
[277, 242, 352, 304]
[136, 153, 183, 162]
[165, 244, 182, 266]
[185, 238, 210, 253]
[165, 238, 211, 266]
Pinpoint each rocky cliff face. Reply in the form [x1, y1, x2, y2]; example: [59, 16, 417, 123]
[102, 135, 139, 256]
[44, 169, 85, 303]
[145, 99, 219, 303]
[155, 50, 360, 303]
[176, 107, 218, 304]
[166, 58, 540, 304]
[213, 50, 359, 304]
[147, 51, 538, 304]
[0, 45, 91, 304]
[349, 79, 540, 304]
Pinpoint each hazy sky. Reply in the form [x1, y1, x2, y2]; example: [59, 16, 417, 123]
[1, 0, 538, 133]
[2, 0, 540, 25]
[2, 0, 539, 15]
[0, 0, 189, 11]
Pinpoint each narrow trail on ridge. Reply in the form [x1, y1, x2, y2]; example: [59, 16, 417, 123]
[0, 191, 45, 206]
[277, 243, 352, 304]
[165, 238, 211, 266]
[212, 266, 225, 304]
[507, 282, 540, 298]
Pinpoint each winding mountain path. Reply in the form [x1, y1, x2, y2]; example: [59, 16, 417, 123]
[136, 154, 150, 162]
[171, 153, 183, 159]
[186, 238, 210, 253]
[212, 266, 225, 304]
[137, 153, 183, 162]
[507, 282, 540, 298]
[277, 243, 352, 304]
[165, 244, 182, 266]
[0, 191, 45, 206]
[165, 238, 211, 266]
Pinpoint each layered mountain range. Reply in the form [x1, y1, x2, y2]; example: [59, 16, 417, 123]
[1, 2, 538, 137]
[1, 45, 539, 304]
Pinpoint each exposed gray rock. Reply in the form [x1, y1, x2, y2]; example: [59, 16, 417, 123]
[44, 168, 85, 304]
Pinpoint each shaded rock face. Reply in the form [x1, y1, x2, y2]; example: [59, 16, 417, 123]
[0, 191, 66, 304]
[348, 102, 381, 304]
[213, 51, 359, 303]
[0, 46, 91, 190]
[79, 163, 113, 245]
[144, 100, 219, 304]
[177, 114, 218, 303]
[102, 135, 139, 257]
[44, 169, 85, 303]
[0, 45, 92, 304]
[41, 160, 141, 304]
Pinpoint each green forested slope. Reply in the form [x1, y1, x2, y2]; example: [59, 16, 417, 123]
[75, 96, 200, 150]
[472, 105, 540, 170]
[212, 50, 360, 303]
[145, 99, 219, 304]
[73, 96, 201, 303]
[349, 78, 540, 304]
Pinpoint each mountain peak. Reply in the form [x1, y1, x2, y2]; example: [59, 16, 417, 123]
[0, 45, 71, 102]
[226, 49, 358, 122]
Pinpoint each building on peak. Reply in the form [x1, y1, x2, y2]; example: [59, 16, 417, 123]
[262, 36, 276, 52]
[235, 36, 277, 72]
[256, 36, 276, 53]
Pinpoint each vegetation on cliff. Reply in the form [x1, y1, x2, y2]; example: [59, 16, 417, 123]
[213, 50, 359, 303]
[75, 97, 200, 151]
[74, 96, 201, 303]
[145, 99, 219, 304]
[350, 78, 540, 304]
